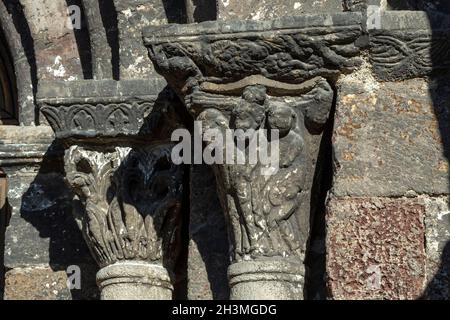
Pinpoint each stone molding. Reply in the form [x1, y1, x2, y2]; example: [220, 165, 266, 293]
[37, 79, 181, 140]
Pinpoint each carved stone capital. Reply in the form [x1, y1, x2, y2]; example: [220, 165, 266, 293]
[144, 13, 364, 299]
[37, 80, 185, 300]
[65, 145, 183, 268]
[66, 144, 183, 299]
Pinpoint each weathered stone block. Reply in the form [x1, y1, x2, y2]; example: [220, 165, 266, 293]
[20, 0, 84, 81]
[4, 170, 93, 269]
[4, 264, 98, 300]
[332, 73, 450, 197]
[326, 197, 426, 300]
[217, 0, 343, 21]
[113, 0, 187, 79]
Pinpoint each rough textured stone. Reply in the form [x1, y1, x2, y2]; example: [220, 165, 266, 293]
[5, 266, 71, 300]
[332, 70, 450, 197]
[4, 264, 98, 300]
[21, 0, 83, 82]
[4, 169, 93, 269]
[370, 11, 450, 81]
[326, 197, 427, 300]
[0, 126, 55, 166]
[423, 196, 450, 299]
[0, 127, 98, 300]
[2, 0, 450, 301]
[113, 0, 186, 79]
[217, 0, 343, 21]
[0, 1, 36, 125]
[188, 165, 229, 300]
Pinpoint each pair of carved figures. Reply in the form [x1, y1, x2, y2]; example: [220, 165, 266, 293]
[39, 13, 365, 299]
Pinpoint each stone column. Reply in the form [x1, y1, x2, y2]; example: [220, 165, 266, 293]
[144, 13, 365, 299]
[38, 79, 185, 300]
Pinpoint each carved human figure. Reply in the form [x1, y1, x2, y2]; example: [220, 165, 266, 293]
[144, 14, 362, 299]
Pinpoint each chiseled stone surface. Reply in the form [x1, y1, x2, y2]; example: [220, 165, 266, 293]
[4, 266, 70, 300]
[144, 12, 361, 299]
[0, 127, 98, 300]
[4, 263, 98, 300]
[326, 197, 427, 300]
[332, 71, 450, 197]
[20, 0, 84, 82]
[217, 0, 343, 20]
[113, 0, 185, 79]
[3, 169, 92, 269]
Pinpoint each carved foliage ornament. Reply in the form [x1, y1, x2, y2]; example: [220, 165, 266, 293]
[65, 145, 183, 270]
[41, 102, 155, 138]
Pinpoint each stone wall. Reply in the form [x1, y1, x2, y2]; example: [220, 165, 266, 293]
[0, 0, 449, 300]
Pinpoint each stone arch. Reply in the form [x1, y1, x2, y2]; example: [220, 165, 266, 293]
[0, 0, 34, 125]
[0, 28, 18, 124]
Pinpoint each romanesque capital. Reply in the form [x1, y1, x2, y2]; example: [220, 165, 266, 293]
[37, 80, 185, 300]
[144, 13, 364, 299]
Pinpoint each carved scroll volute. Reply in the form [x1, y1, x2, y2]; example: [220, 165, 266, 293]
[144, 14, 362, 299]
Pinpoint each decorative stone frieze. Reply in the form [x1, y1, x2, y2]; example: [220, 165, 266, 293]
[370, 11, 450, 81]
[37, 80, 185, 300]
[144, 13, 364, 299]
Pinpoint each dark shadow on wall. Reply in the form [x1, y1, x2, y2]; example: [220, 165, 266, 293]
[422, 3, 450, 300]
[20, 142, 99, 300]
[98, 0, 120, 80]
[304, 84, 337, 300]
[65, 0, 93, 79]
[160, 1, 229, 299]
[162, 0, 188, 23]
[0, 170, 12, 300]
[162, 0, 217, 23]
[190, 165, 230, 300]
